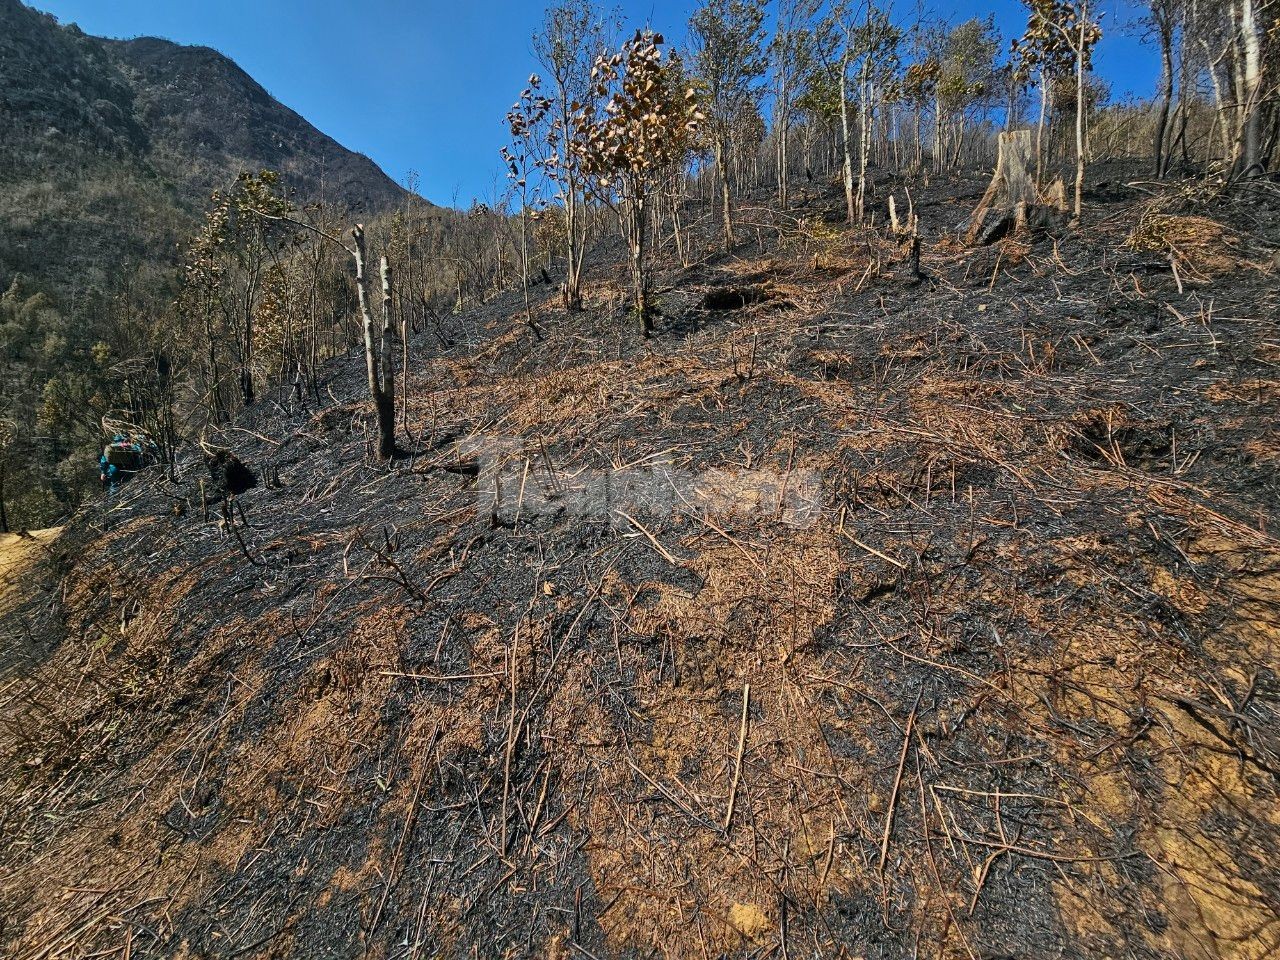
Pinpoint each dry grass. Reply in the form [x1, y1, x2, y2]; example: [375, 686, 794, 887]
[0, 529, 60, 617]
[3, 179, 1279, 959]
[1125, 212, 1254, 278]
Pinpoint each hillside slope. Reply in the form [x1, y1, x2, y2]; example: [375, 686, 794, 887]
[1, 173, 1278, 958]
[0, 0, 412, 298]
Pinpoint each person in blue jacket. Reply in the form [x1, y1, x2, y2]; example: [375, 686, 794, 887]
[99, 453, 119, 492]
[99, 432, 156, 492]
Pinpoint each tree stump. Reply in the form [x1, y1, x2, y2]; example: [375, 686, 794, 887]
[203, 449, 255, 497]
[966, 130, 1037, 245]
[1041, 176, 1069, 213]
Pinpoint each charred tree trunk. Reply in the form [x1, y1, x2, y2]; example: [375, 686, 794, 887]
[1153, 14, 1175, 178]
[352, 226, 379, 412]
[968, 129, 1039, 244]
[379, 257, 395, 417]
[352, 225, 396, 460]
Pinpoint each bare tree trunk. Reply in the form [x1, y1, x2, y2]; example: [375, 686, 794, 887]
[857, 68, 870, 221]
[565, 156, 585, 309]
[1203, 38, 1231, 168]
[1236, 0, 1264, 176]
[669, 175, 688, 267]
[1154, 15, 1175, 177]
[715, 136, 734, 248]
[776, 60, 791, 209]
[1035, 68, 1049, 187]
[401, 303, 411, 440]
[352, 225, 396, 459]
[934, 86, 943, 174]
[0, 463, 8, 534]
[626, 192, 651, 335]
[352, 227, 380, 414]
[379, 257, 394, 408]
[1074, 17, 1087, 220]
[840, 49, 856, 224]
[376, 256, 397, 458]
[548, 79, 584, 312]
[951, 119, 967, 169]
[779, 120, 789, 209]
[1174, 34, 1193, 162]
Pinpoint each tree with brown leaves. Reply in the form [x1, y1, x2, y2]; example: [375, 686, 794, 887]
[571, 30, 702, 334]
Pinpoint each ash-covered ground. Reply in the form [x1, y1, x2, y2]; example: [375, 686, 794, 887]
[3, 166, 1279, 959]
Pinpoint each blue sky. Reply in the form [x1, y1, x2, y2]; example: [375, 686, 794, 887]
[31, 0, 1155, 207]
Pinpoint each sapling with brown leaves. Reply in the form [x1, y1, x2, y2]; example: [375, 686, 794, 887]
[503, 79, 551, 338]
[532, 0, 615, 311]
[570, 30, 703, 334]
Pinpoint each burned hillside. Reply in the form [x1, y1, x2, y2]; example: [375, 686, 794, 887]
[2, 169, 1279, 960]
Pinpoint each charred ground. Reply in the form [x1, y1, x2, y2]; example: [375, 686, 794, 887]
[2, 167, 1279, 959]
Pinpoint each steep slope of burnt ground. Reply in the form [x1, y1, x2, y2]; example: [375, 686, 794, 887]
[1, 170, 1278, 959]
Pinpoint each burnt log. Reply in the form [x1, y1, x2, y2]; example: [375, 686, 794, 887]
[205, 450, 255, 498]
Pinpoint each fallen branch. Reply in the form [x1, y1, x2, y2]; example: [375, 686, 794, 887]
[878, 693, 920, 875]
[723, 683, 751, 834]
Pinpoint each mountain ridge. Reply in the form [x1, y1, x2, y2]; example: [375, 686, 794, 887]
[0, 0, 417, 298]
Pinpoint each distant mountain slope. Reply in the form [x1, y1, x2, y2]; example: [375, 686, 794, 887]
[104, 35, 410, 213]
[0, 0, 414, 298]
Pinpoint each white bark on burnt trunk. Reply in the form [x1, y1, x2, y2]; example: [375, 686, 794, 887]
[1236, 0, 1263, 176]
[840, 47, 856, 224]
[351, 225, 396, 460]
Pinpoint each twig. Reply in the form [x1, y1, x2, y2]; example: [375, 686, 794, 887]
[614, 510, 682, 566]
[838, 527, 906, 570]
[368, 724, 441, 939]
[724, 683, 751, 834]
[877, 693, 920, 875]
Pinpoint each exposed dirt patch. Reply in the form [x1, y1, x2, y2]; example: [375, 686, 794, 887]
[0, 529, 59, 608]
[0, 528, 62, 675]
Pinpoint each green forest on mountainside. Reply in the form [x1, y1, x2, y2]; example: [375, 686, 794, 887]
[0, 0, 414, 524]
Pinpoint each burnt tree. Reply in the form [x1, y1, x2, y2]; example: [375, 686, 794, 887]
[352, 225, 398, 459]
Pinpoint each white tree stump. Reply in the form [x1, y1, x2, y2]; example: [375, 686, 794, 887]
[966, 130, 1038, 244]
